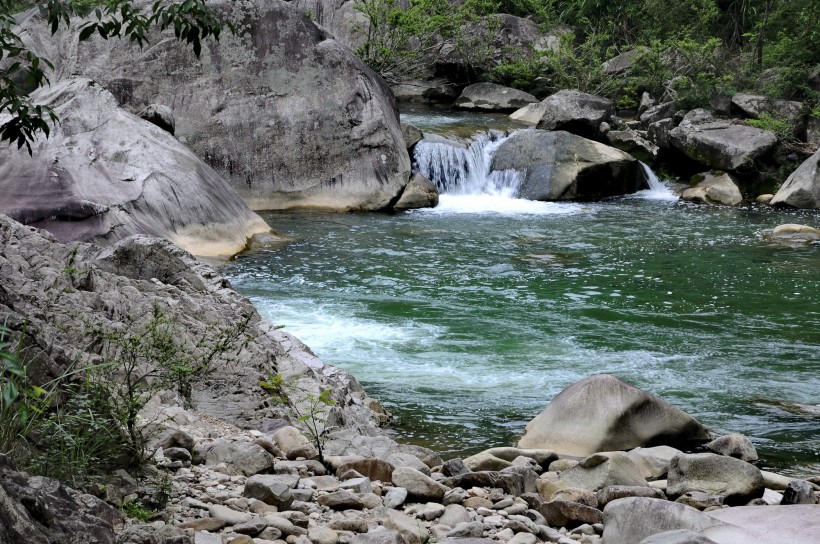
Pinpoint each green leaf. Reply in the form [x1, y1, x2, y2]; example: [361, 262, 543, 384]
[79, 24, 97, 42]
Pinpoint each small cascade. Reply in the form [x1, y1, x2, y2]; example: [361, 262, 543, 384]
[414, 131, 522, 197]
[636, 162, 678, 201]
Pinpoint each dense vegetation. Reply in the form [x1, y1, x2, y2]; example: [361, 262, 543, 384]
[355, 0, 819, 109]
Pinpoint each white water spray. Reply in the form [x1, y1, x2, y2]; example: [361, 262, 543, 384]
[635, 162, 678, 201]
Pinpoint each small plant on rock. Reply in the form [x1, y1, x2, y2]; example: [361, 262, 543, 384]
[260, 373, 336, 463]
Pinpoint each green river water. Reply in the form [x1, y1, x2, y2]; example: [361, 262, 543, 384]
[226, 108, 820, 476]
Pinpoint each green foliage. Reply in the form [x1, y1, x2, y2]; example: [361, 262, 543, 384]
[121, 498, 152, 522]
[260, 373, 337, 463]
[746, 113, 793, 140]
[0, 0, 228, 153]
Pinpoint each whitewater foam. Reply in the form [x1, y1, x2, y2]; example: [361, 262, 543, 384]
[632, 163, 679, 201]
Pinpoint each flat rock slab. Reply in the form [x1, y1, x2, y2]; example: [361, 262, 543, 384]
[704, 504, 820, 544]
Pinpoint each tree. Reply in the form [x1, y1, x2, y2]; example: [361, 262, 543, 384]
[0, 0, 226, 153]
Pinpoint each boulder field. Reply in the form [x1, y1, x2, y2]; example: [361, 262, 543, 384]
[2, 216, 818, 544]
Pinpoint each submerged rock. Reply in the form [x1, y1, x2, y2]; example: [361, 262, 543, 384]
[517, 374, 710, 456]
[768, 224, 820, 243]
[0, 78, 270, 259]
[492, 130, 644, 201]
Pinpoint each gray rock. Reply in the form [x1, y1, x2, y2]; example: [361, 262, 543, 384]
[391, 79, 460, 103]
[200, 440, 275, 476]
[445, 522, 486, 538]
[537, 499, 603, 528]
[471, 448, 557, 470]
[768, 223, 820, 243]
[351, 529, 409, 544]
[139, 103, 175, 135]
[626, 446, 683, 480]
[207, 504, 253, 526]
[551, 487, 598, 508]
[674, 491, 724, 510]
[780, 480, 817, 505]
[443, 472, 524, 497]
[456, 83, 538, 112]
[771, 148, 820, 208]
[731, 94, 803, 126]
[705, 434, 758, 462]
[596, 486, 666, 509]
[383, 487, 408, 509]
[309, 525, 340, 544]
[385, 453, 431, 476]
[530, 90, 615, 139]
[402, 123, 423, 149]
[501, 466, 539, 494]
[463, 451, 513, 472]
[317, 490, 365, 510]
[639, 92, 658, 116]
[559, 453, 648, 492]
[640, 102, 677, 125]
[647, 118, 676, 149]
[667, 453, 764, 506]
[601, 497, 722, 544]
[669, 112, 778, 171]
[603, 48, 647, 75]
[243, 475, 299, 510]
[193, 532, 223, 544]
[338, 477, 374, 494]
[438, 504, 472, 528]
[639, 529, 719, 544]
[606, 129, 660, 163]
[233, 517, 269, 536]
[337, 459, 395, 483]
[263, 514, 298, 535]
[705, 504, 820, 543]
[391, 467, 446, 501]
[394, 174, 439, 210]
[273, 426, 319, 461]
[518, 375, 710, 457]
[508, 532, 538, 544]
[374, 507, 431, 544]
[18, 1, 411, 211]
[681, 172, 743, 206]
[0, 78, 270, 260]
[442, 459, 471, 477]
[492, 130, 644, 201]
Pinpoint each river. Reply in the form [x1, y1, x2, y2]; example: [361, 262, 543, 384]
[225, 106, 820, 476]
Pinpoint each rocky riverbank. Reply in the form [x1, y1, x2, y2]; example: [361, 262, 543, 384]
[2, 215, 819, 544]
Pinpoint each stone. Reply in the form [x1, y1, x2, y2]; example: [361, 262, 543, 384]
[639, 530, 719, 544]
[309, 525, 340, 544]
[273, 426, 319, 461]
[596, 486, 666, 509]
[681, 172, 743, 206]
[163, 447, 192, 463]
[674, 492, 724, 510]
[443, 472, 524, 497]
[385, 454, 431, 476]
[383, 487, 408, 509]
[442, 459, 471, 477]
[771, 148, 820, 208]
[626, 446, 682, 480]
[648, 118, 676, 149]
[177, 518, 227, 531]
[508, 532, 538, 544]
[456, 83, 538, 112]
[391, 467, 446, 501]
[669, 111, 777, 171]
[207, 504, 253, 526]
[705, 504, 820, 543]
[351, 529, 409, 544]
[606, 129, 660, 164]
[537, 499, 603, 528]
[327, 516, 369, 533]
[438, 504, 472, 528]
[601, 497, 722, 544]
[501, 467, 539, 494]
[194, 532, 223, 544]
[780, 480, 817, 504]
[19, 1, 411, 211]
[492, 131, 644, 201]
[730, 94, 803, 127]
[549, 460, 579, 473]
[200, 440, 276, 476]
[473, 448, 558, 470]
[244, 475, 299, 510]
[233, 517, 269, 536]
[445, 522, 486, 538]
[640, 103, 677, 125]
[518, 375, 710, 456]
[639, 92, 658, 116]
[755, 193, 774, 204]
[338, 477, 374, 494]
[768, 223, 820, 243]
[394, 174, 439, 210]
[139, 103, 175, 135]
[317, 490, 365, 510]
[463, 451, 513, 472]
[551, 488, 598, 508]
[402, 123, 423, 149]
[0, 78, 270, 260]
[263, 514, 298, 536]
[374, 507, 431, 544]
[666, 453, 764, 506]
[705, 434, 758, 462]
[527, 90, 615, 139]
[408, 502, 445, 521]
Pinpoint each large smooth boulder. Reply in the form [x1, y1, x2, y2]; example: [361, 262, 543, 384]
[666, 453, 764, 505]
[518, 375, 711, 456]
[527, 90, 615, 138]
[705, 434, 758, 462]
[705, 504, 820, 544]
[290, 0, 369, 49]
[17, 0, 411, 211]
[394, 174, 439, 210]
[669, 110, 777, 171]
[492, 130, 644, 201]
[198, 439, 276, 476]
[681, 172, 743, 206]
[455, 83, 538, 112]
[730, 94, 803, 126]
[0, 78, 270, 259]
[770, 148, 820, 208]
[601, 497, 722, 544]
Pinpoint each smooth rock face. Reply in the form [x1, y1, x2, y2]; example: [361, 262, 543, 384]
[518, 374, 711, 456]
[705, 434, 758, 462]
[273, 426, 319, 460]
[705, 504, 820, 544]
[669, 111, 777, 171]
[200, 440, 275, 476]
[626, 446, 683, 480]
[0, 78, 270, 259]
[681, 173, 743, 206]
[770, 148, 820, 208]
[391, 467, 446, 501]
[531, 90, 615, 138]
[18, 0, 411, 211]
[243, 475, 298, 509]
[601, 497, 723, 544]
[639, 529, 719, 544]
[394, 174, 439, 210]
[455, 83, 538, 112]
[558, 452, 648, 491]
[492, 130, 644, 201]
[666, 453, 764, 505]
[596, 485, 666, 509]
[537, 499, 603, 528]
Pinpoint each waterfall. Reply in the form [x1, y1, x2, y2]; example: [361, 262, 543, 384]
[414, 131, 521, 197]
[636, 162, 678, 201]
